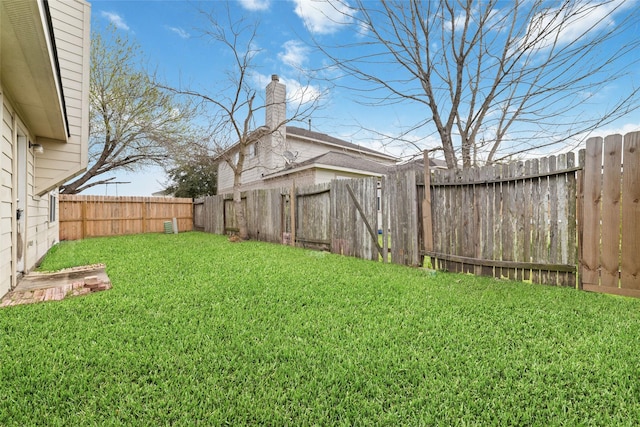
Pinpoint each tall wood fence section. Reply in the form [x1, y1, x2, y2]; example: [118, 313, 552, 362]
[59, 195, 193, 240]
[425, 153, 580, 286]
[581, 132, 640, 297]
[195, 177, 389, 263]
[194, 131, 640, 296]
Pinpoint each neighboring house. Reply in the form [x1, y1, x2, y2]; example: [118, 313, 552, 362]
[0, 0, 91, 296]
[216, 75, 398, 194]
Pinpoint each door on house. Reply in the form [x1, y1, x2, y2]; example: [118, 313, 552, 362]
[16, 133, 27, 274]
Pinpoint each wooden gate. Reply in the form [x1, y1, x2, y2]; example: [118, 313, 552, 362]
[581, 132, 640, 297]
[278, 179, 380, 259]
[295, 183, 332, 250]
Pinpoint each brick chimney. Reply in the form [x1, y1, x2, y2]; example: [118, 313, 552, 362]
[264, 74, 287, 169]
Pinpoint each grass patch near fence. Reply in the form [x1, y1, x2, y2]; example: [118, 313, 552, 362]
[1, 232, 640, 425]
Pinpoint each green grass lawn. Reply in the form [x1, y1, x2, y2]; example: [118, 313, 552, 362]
[1, 232, 639, 425]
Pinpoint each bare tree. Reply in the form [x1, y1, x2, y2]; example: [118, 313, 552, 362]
[60, 25, 197, 194]
[166, 8, 321, 239]
[317, 0, 640, 168]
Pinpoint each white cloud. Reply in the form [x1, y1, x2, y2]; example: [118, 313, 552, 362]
[278, 40, 310, 69]
[281, 77, 323, 106]
[520, 0, 627, 52]
[253, 73, 324, 106]
[292, 0, 353, 35]
[577, 122, 640, 143]
[238, 0, 271, 11]
[167, 26, 190, 39]
[446, 13, 467, 32]
[100, 11, 130, 31]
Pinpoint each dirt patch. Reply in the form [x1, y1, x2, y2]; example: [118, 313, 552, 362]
[1, 264, 111, 308]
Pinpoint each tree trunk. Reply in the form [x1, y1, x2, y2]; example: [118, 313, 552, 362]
[461, 135, 473, 169]
[439, 129, 458, 169]
[233, 171, 248, 240]
[60, 162, 102, 194]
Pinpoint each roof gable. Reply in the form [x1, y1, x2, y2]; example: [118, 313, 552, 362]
[286, 126, 396, 161]
[263, 150, 390, 180]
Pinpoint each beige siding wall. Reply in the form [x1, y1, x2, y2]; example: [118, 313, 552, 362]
[0, 96, 14, 296]
[218, 133, 395, 194]
[26, 190, 59, 271]
[1, 91, 61, 297]
[274, 169, 316, 189]
[217, 150, 268, 195]
[218, 161, 234, 194]
[35, 0, 90, 195]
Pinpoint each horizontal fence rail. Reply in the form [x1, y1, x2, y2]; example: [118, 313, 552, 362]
[59, 195, 193, 240]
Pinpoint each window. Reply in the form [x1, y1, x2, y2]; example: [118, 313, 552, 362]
[49, 193, 57, 223]
[249, 143, 258, 158]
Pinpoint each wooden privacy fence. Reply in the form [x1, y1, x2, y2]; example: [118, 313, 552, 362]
[422, 131, 640, 295]
[194, 131, 640, 296]
[194, 175, 419, 263]
[59, 195, 193, 240]
[194, 178, 382, 261]
[581, 132, 640, 297]
[424, 152, 579, 286]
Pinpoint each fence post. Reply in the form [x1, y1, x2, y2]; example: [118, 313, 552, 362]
[381, 176, 388, 263]
[576, 149, 584, 289]
[290, 181, 296, 247]
[422, 150, 433, 264]
[81, 200, 87, 239]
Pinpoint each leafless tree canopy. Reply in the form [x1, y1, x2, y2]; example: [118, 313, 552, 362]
[165, 6, 323, 239]
[61, 26, 197, 194]
[319, 0, 640, 168]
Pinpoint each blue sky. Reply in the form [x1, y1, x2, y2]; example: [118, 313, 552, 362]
[85, 0, 640, 196]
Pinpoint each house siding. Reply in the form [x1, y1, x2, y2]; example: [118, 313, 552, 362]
[35, 0, 90, 195]
[0, 94, 60, 296]
[0, 0, 89, 297]
[315, 169, 376, 182]
[217, 134, 395, 194]
[215, 76, 397, 196]
[0, 96, 14, 296]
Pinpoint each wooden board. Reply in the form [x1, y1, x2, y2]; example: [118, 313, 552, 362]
[621, 132, 640, 289]
[581, 137, 603, 287]
[600, 134, 622, 288]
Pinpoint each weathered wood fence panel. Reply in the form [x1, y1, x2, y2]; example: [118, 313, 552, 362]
[426, 153, 579, 287]
[59, 195, 193, 240]
[193, 132, 640, 297]
[332, 178, 379, 261]
[386, 166, 421, 266]
[193, 199, 205, 231]
[198, 177, 386, 263]
[581, 132, 640, 297]
[297, 183, 331, 250]
[194, 196, 224, 234]
[247, 189, 284, 243]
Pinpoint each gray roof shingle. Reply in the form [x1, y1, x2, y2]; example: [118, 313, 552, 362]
[286, 126, 396, 160]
